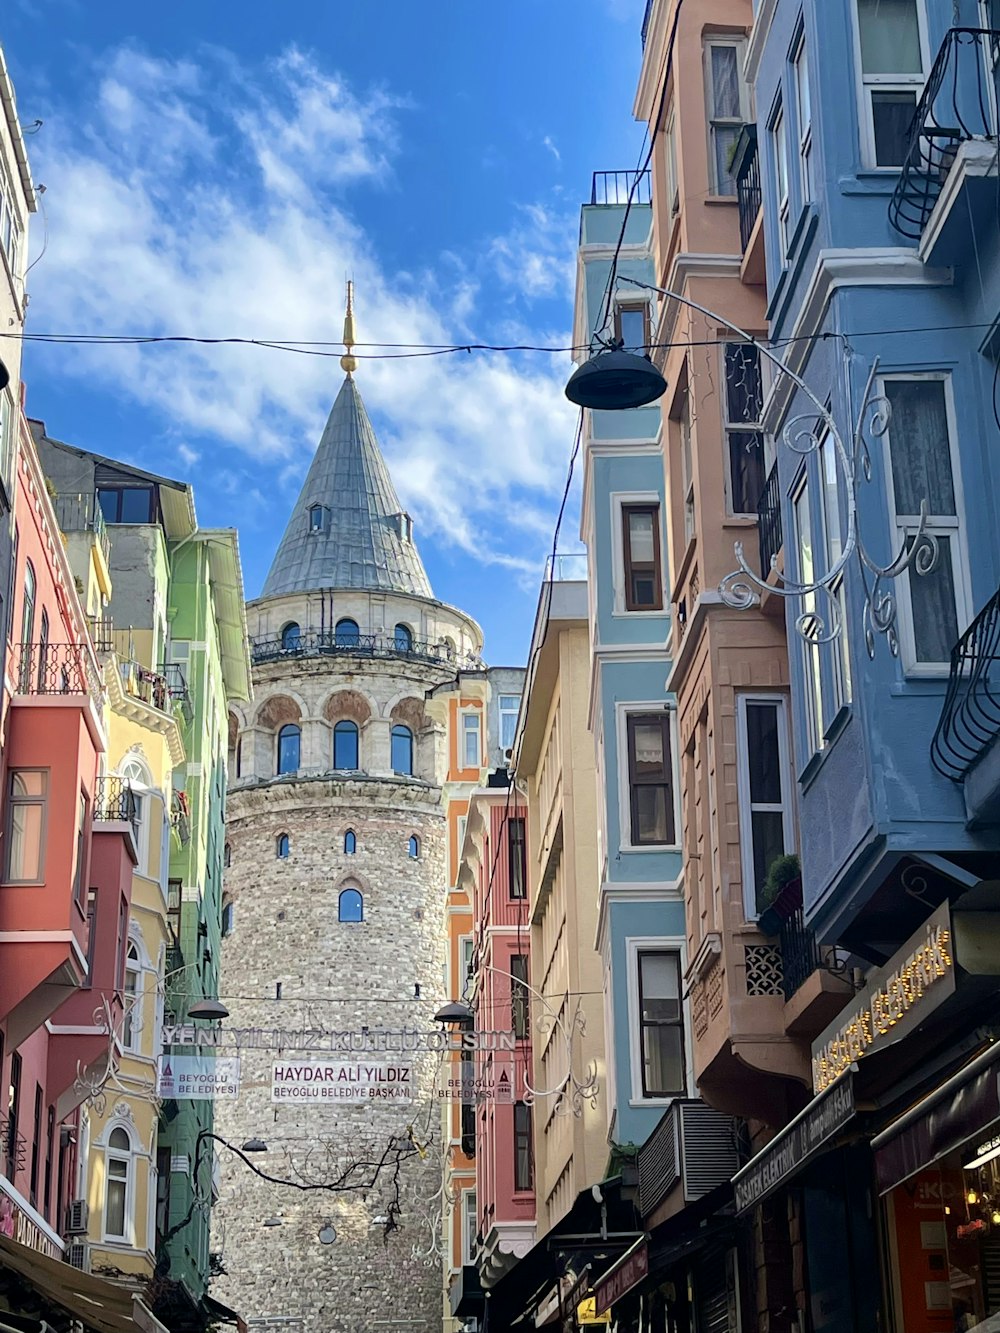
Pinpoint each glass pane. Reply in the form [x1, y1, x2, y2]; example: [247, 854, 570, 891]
[752, 811, 788, 911]
[858, 0, 921, 74]
[335, 619, 360, 646]
[106, 1177, 127, 1236]
[711, 45, 741, 116]
[627, 510, 655, 564]
[640, 953, 680, 1011]
[795, 485, 814, 583]
[725, 344, 764, 424]
[110, 1127, 130, 1152]
[501, 711, 518, 750]
[9, 801, 42, 879]
[643, 1024, 684, 1095]
[885, 380, 955, 517]
[618, 307, 646, 351]
[392, 728, 412, 775]
[746, 703, 782, 803]
[821, 436, 843, 565]
[729, 431, 766, 514]
[714, 124, 741, 195]
[277, 728, 300, 774]
[634, 785, 671, 843]
[119, 489, 153, 523]
[773, 114, 789, 198]
[463, 715, 480, 767]
[872, 90, 918, 167]
[334, 723, 358, 770]
[11, 771, 44, 798]
[908, 533, 959, 664]
[630, 571, 658, 608]
[632, 721, 665, 776]
[97, 489, 119, 523]
[796, 45, 811, 129]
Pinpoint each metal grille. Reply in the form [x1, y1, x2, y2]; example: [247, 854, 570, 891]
[590, 170, 652, 206]
[636, 1106, 679, 1217]
[744, 945, 784, 997]
[679, 1102, 740, 1202]
[757, 460, 782, 578]
[735, 124, 761, 252]
[250, 628, 481, 671]
[12, 642, 102, 699]
[94, 776, 138, 827]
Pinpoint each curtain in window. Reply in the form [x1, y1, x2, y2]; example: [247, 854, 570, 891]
[711, 46, 740, 116]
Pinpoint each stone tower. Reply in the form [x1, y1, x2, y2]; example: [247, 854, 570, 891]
[211, 293, 483, 1333]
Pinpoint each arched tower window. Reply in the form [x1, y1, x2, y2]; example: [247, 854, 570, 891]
[394, 623, 413, 653]
[344, 830, 356, 855]
[333, 720, 359, 770]
[281, 622, 301, 651]
[335, 618, 360, 648]
[224, 843, 231, 868]
[338, 888, 364, 923]
[277, 724, 300, 775]
[276, 833, 290, 859]
[308, 505, 325, 533]
[122, 942, 141, 1051]
[408, 835, 420, 859]
[391, 725, 413, 776]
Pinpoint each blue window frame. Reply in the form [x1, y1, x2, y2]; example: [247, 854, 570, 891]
[333, 720, 359, 770]
[391, 725, 413, 776]
[339, 888, 363, 923]
[276, 833, 290, 859]
[277, 724, 300, 775]
[335, 618, 360, 648]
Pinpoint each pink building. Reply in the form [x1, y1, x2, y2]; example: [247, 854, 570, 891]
[458, 784, 535, 1289]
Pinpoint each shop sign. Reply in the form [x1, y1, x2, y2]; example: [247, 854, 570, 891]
[733, 1075, 855, 1215]
[811, 902, 954, 1093]
[271, 1061, 413, 1103]
[435, 1060, 514, 1103]
[576, 1298, 611, 1325]
[594, 1241, 649, 1315]
[157, 1055, 240, 1099]
[162, 1023, 515, 1053]
[0, 1183, 61, 1259]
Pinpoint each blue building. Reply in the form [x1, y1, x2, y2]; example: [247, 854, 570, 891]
[574, 171, 689, 1151]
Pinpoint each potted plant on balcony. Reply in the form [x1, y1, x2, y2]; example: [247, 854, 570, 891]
[757, 853, 802, 936]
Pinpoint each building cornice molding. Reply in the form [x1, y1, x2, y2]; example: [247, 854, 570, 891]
[745, 0, 779, 87]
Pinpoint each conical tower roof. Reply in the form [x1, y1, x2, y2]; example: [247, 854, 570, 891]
[261, 373, 433, 601]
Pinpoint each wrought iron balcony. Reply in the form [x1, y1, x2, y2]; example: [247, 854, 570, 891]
[931, 583, 1000, 780]
[94, 775, 139, 828]
[12, 641, 102, 699]
[161, 662, 193, 723]
[171, 790, 191, 845]
[87, 615, 115, 654]
[734, 124, 761, 253]
[52, 492, 111, 563]
[119, 660, 170, 712]
[756, 460, 782, 578]
[590, 170, 652, 206]
[249, 627, 481, 670]
[777, 900, 822, 1002]
[889, 28, 1000, 240]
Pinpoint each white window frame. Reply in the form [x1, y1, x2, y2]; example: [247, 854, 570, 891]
[0, 157, 23, 287]
[793, 31, 813, 204]
[3, 768, 48, 884]
[615, 702, 682, 855]
[704, 37, 749, 197]
[460, 1187, 477, 1267]
[610, 490, 667, 617]
[120, 757, 155, 878]
[664, 106, 679, 216]
[878, 372, 973, 676]
[850, 0, 929, 170]
[771, 101, 790, 263]
[792, 473, 825, 760]
[458, 934, 474, 994]
[722, 344, 767, 517]
[461, 711, 481, 769]
[0, 389, 14, 495]
[625, 935, 691, 1106]
[735, 694, 796, 920]
[102, 1123, 136, 1245]
[122, 941, 142, 1053]
[679, 398, 695, 544]
[498, 695, 520, 755]
[818, 431, 852, 714]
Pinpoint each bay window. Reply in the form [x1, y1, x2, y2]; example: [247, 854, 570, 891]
[636, 951, 686, 1098]
[621, 503, 663, 610]
[626, 712, 676, 846]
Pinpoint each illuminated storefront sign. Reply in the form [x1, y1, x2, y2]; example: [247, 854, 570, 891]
[271, 1061, 413, 1103]
[811, 903, 954, 1093]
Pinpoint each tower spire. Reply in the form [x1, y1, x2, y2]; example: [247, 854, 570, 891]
[341, 280, 357, 377]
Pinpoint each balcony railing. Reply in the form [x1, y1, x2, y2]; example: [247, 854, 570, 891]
[87, 615, 115, 654]
[756, 461, 782, 578]
[544, 553, 588, 583]
[590, 170, 652, 206]
[734, 124, 761, 252]
[931, 583, 1000, 781]
[778, 902, 822, 1002]
[1, 1115, 27, 1178]
[119, 660, 170, 712]
[161, 663, 193, 723]
[249, 628, 481, 670]
[94, 775, 139, 828]
[889, 28, 1000, 239]
[52, 492, 111, 564]
[12, 641, 102, 700]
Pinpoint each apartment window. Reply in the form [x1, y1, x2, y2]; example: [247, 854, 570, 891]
[793, 477, 825, 757]
[392, 724, 414, 776]
[724, 345, 766, 515]
[221, 899, 235, 936]
[508, 816, 527, 899]
[664, 109, 679, 215]
[104, 1126, 133, 1240]
[680, 397, 695, 542]
[97, 486, 155, 524]
[84, 890, 98, 985]
[771, 103, 790, 262]
[882, 376, 968, 671]
[706, 40, 746, 195]
[37, 609, 49, 692]
[333, 719, 359, 770]
[72, 790, 88, 908]
[513, 1102, 533, 1191]
[6, 1052, 20, 1180]
[4, 770, 47, 883]
[793, 32, 813, 201]
[122, 943, 140, 1051]
[736, 697, 795, 917]
[29, 1084, 42, 1207]
[0, 159, 22, 278]
[43, 1106, 54, 1219]
[626, 713, 675, 846]
[614, 302, 649, 353]
[0, 390, 14, 491]
[460, 1061, 476, 1157]
[155, 1145, 172, 1248]
[820, 433, 852, 709]
[855, 0, 924, 166]
[338, 887, 364, 923]
[622, 504, 663, 611]
[462, 713, 481, 769]
[277, 723, 300, 775]
[120, 757, 152, 877]
[511, 954, 529, 1039]
[499, 695, 520, 754]
[637, 951, 686, 1097]
[461, 1189, 477, 1266]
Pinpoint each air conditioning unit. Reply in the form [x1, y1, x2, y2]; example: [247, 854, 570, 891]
[66, 1242, 90, 1272]
[64, 1199, 89, 1234]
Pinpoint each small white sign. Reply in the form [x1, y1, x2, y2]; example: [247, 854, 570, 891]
[435, 1061, 514, 1103]
[271, 1062, 413, 1103]
[158, 1056, 240, 1099]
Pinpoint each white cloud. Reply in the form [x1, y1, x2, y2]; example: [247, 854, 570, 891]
[22, 44, 579, 581]
[542, 135, 561, 163]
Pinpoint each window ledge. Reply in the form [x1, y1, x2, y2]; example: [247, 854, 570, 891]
[704, 196, 739, 207]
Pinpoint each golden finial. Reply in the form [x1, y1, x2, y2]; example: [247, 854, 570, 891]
[341, 279, 358, 376]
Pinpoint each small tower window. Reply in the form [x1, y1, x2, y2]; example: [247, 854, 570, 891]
[281, 622, 301, 651]
[223, 843, 231, 869]
[222, 898, 235, 936]
[392, 725, 413, 777]
[309, 505, 325, 533]
[276, 833, 290, 859]
[333, 719, 359, 770]
[339, 888, 363, 923]
[394, 624, 413, 653]
[277, 724, 300, 775]
[335, 618, 360, 648]
[344, 830, 356, 855]
[408, 835, 420, 860]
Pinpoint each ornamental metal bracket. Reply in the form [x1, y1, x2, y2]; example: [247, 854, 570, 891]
[618, 277, 936, 657]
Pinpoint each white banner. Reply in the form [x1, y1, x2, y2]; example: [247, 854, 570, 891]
[157, 1055, 240, 1099]
[435, 1060, 514, 1103]
[271, 1062, 413, 1103]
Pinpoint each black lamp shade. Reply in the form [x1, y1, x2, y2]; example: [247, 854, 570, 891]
[565, 347, 667, 410]
[241, 1138, 268, 1153]
[188, 998, 229, 1020]
[434, 1000, 474, 1026]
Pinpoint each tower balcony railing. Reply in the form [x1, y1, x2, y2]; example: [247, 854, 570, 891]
[590, 170, 651, 206]
[93, 775, 139, 829]
[734, 124, 761, 253]
[931, 582, 1000, 781]
[756, 460, 782, 579]
[12, 641, 103, 701]
[889, 28, 1000, 240]
[249, 628, 482, 670]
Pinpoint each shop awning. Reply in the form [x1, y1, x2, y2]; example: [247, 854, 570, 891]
[871, 1041, 1000, 1194]
[0, 1234, 164, 1333]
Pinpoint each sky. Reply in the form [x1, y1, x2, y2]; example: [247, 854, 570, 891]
[3, 0, 648, 666]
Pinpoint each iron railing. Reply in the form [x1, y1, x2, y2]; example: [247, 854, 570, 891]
[544, 553, 588, 583]
[171, 790, 191, 845]
[249, 628, 481, 670]
[94, 775, 139, 827]
[52, 492, 111, 563]
[756, 461, 782, 578]
[889, 28, 1000, 239]
[778, 901, 822, 1002]
[1, 1115, 27, 1178]
[641, 0, 654, 47]
[590, 170, 652, 206]
[12, 641, 102, 699]
[161, 663, 193, 723]
[120, 660, 170, 712]
[734, 124, 761, 252]
[87, 616, 115, 654]
[931, 583, 1000, 780]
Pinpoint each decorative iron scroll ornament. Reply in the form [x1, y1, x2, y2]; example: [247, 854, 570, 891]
[617, 277, 937, 656]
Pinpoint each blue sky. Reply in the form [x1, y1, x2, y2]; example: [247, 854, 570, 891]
[4, 0, 647, 665]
